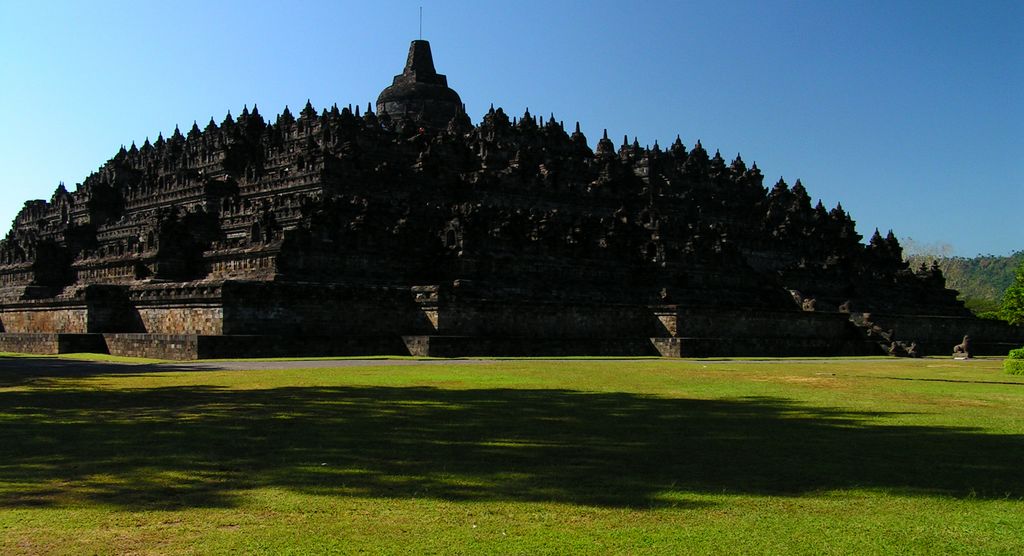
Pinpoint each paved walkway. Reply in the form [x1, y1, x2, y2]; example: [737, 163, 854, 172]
[1, 355, 978, 375]
[166, 357, 913, 371]
[169, 359, 492, 371]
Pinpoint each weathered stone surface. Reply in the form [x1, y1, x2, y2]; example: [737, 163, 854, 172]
[401, 335, 660, 358]
[101, 334, 407, 360]
[0, 333, 106, 355]
[0, 39, 1021, 359]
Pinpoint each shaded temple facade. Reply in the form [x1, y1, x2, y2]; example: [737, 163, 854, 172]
[0, 40, 1020, 359]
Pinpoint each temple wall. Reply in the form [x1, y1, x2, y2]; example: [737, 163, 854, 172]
[434, 302, 659, 338]
[0, 307, 89, 333]
[0, 268, 36, 287]
[402, 335, 660, 357]
[866, 313, 1024, 355]
[127, 282, 227, 335]
[135, 307, 223, 335]
[651, 336, 869, 358]
[648, 308, 872, 357]
[71, 261, 138, 283]
[672, 309, 855, 339]
[204, 252, 280, 281]
[104, 334, 200, 360]
[103, 334, 410, 360]
[221, 282, 430, 336]
[0, 333, 106, 355]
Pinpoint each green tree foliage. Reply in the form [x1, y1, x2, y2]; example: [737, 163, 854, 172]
[1005, 347, 1024, 375]
[1000, 260, 1024, 326]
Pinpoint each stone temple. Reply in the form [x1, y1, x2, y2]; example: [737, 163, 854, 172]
[1, 40, 1021, 359]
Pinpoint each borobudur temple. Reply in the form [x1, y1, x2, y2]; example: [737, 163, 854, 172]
[1, 40, 1021, 359]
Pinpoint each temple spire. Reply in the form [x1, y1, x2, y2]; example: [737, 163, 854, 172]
[404, 39, 437, 77]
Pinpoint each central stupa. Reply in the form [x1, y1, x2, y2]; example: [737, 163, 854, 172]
[376, 40, 464, 129]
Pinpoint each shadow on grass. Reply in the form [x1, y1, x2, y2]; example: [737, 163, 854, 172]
[868, 375, 1024, 386]
[0, 357, 238, 388]
[2, 375, 1023, 511]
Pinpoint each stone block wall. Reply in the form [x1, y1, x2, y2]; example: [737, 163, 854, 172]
[104, 334, 201, 360]
[7, 278, 1011, 359]
[659, 336, 870, 358]
[669, 308, 856, 339]
[401, 335, 659, 357]
[103, 333, 409, 360]
[221, 282, 429, 336]
[135, 307, 223, 335]
[866, 313, 1024, 355]
[0, 306, 89, 333]
[650, 308, 874, 357]
[128, 281, 226, 334]
[1, 284, 148, 334]
[0, 333, 107, 354]
[191, 335, 408, 359]
[432, 301, 659, 338]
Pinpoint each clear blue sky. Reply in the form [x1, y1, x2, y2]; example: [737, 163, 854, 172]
[1, 0, 1020, 256]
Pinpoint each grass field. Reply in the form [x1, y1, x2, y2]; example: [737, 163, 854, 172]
[1, 356, 1022, 554]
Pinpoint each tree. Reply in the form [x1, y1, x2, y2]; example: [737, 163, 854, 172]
[1002, 259, 1024, 326]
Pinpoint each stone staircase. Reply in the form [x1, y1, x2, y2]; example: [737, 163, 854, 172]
[848, 312, 920, 357]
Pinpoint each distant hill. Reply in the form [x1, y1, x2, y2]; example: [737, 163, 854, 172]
[905, 250, 1024, 314]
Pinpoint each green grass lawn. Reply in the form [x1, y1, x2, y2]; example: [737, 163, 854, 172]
[1, 356, 1022, 554]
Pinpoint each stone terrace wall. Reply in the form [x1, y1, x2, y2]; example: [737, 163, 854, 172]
[866, 313, 1024, 356]
[0, 333, 107, 354]
[0, 306, 89, 333]
[104, 334, 201, 360]
[221, 282, 431, 336]
[653, 336, 872, 358]
[135, 306, 223, 335]
[129, 281, 226, 334]
[671, 308, 857, 339]
[103, 334, 409, 360]
[651, 308, 874, 357]
[433, 301, 660, 338]
[401, 335, 660, 357]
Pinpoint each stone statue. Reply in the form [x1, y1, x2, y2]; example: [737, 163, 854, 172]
[952, 335, 972, 359]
